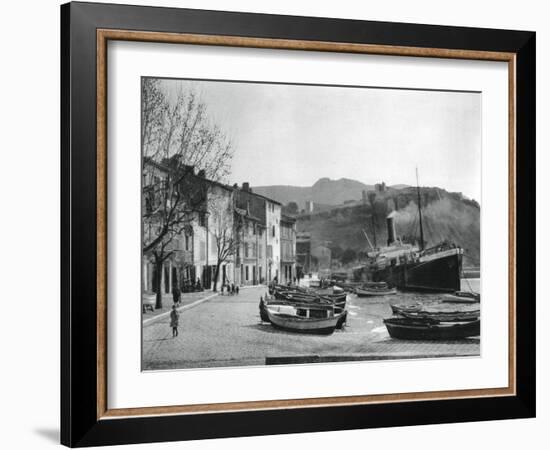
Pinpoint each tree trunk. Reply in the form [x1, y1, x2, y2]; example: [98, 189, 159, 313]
[154, 257, 163, 309]
[212, 261, 222, 292]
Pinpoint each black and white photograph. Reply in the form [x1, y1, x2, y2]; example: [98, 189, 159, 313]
[140, 77, 481, 371]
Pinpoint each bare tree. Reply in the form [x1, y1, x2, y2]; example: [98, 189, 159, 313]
[209, 191, 239, 292]
[142, 79, 234, 308]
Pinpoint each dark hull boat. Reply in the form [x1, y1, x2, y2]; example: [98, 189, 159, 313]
[391, 301, 480, 322]
[384, 317, 480, 340]
[372, 247, 462, 293]
[360, 169, 464, 294]
[363, 169, 463, 293]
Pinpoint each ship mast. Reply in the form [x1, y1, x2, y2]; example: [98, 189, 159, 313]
[365, 191, 377, 248]
[416, 167, 425, 251]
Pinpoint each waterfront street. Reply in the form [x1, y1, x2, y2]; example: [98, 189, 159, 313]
[142, 285, 480, 370]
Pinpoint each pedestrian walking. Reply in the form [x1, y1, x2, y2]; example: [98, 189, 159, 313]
[236, 285, 240, 295]
[231, 283, 235, 295]
[170, 305, 180, 338]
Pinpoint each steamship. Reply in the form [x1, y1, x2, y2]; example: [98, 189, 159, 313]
[364, 174, 463, 293]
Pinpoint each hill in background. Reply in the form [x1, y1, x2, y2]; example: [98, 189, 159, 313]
[253, 178, 374, 209]
[294, 186, 480, 268]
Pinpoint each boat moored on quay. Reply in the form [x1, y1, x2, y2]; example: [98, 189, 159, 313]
[355, 282, 397, 297]
[260, 296, 347, 334]
[383, 317, 480, 340]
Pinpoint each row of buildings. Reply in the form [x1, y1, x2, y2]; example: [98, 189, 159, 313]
[142, 158, 297, 296]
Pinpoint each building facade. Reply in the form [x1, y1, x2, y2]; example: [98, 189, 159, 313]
[296, 232, 312, 277]
[266, 199, 282, 283]
[142, 158, 195, 296]
[192, 181, 235, 290]
[142, 162, 291, 295]
[280, 215, 296, 284]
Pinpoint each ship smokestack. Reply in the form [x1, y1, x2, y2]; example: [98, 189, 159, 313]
[386, 211, 397, 245]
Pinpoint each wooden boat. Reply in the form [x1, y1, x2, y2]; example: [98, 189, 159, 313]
[384, 317, 480, 340]
[391, 303, 422, 315]
[335, 281, 362, 293]
[442, 291, 481, 304]
[260, 297, 346, 334]
[391, 302, 479, 322]
[394, 309, 479, 323]
[273, 287, 347, 308]
[356, 285, 397, 297]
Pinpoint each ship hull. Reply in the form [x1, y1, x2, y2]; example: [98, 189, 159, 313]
[372, 251, 462, 293]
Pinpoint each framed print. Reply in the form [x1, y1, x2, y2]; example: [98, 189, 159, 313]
[60, 1, 536, 447]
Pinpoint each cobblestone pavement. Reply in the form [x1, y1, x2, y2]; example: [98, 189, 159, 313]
[142, 286, 480, 370]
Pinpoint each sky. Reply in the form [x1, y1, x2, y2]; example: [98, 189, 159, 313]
[157, 78, 481, 201]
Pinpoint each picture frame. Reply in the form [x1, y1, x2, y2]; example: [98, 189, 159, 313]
[60, 1, 535, 447]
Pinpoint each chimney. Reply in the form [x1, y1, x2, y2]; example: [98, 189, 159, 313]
[242, 182, 250, 192]
[198, 169, 205, 178]
[386, 211, 397, 246]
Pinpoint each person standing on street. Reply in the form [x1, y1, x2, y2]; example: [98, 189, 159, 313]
[170, 305, 180, 338]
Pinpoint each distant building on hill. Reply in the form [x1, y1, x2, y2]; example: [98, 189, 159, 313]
[374, 181, 387, 192]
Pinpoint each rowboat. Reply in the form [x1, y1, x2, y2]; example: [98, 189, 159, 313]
[391, 302, 480, 322]
[335, 281, 363, 292]
[260, 297, 347, 334]
[356, 286, 397, 297]
[442, 291, 481, 303]
[393, 309, 479, 322]
[383, 317, 480, 340]
[272, 286, 347, 308]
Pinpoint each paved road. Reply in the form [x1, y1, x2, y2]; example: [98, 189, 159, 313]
[142, 286, 480, 370]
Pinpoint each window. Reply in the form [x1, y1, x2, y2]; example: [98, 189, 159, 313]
[185, 234, 190, 251]
[199, 212, 206, 227]
[244, 243, 249, 258]
[267, 245, 273, 258]
[245, 265, 249, 281]
[272, 225, 275, 237]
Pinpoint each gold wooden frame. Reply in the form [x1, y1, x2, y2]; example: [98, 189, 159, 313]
[96, 29, 516, 420]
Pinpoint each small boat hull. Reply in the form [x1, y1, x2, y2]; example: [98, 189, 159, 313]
[391, 303, 480, 322]
[442, 291, 480, 304]
[264, 302, 345, 334]
[267, 312, 339, 334]
[356, 287, 397, 297]
[384, 317, 480, 340]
